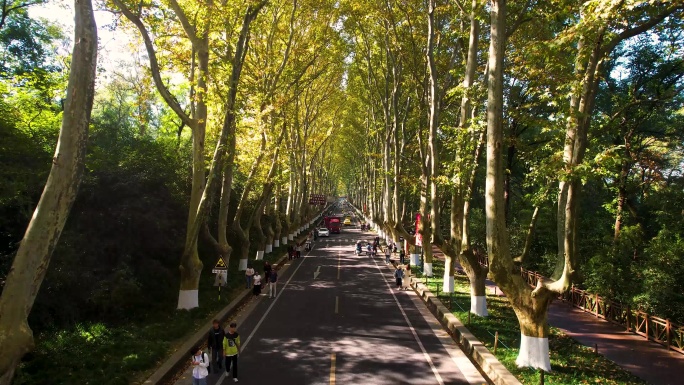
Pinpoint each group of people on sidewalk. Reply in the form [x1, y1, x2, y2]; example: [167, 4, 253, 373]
[244, 261, 279, 298]
[192, 320, 242, 384]
[287, 243, 304, 260]
[394, 263, 411, 290]
[360, 235, 412, 291]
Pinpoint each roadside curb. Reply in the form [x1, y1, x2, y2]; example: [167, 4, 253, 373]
[411, 280, 522, 385]
[144, 219, 319, 385]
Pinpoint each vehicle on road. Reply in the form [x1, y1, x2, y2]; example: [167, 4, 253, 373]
[318, 227, 330, 237]
[344, 217, 352, 226]
[325, 216, 342, 233]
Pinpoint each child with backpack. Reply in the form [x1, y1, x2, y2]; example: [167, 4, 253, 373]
[394, 265, 405, 290]
[190, 346, 210, 385]
[223, 322, 241, 382]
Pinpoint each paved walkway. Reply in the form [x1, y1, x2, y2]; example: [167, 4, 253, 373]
[174, 221, 486, 385]
[429, 246, 684, 385]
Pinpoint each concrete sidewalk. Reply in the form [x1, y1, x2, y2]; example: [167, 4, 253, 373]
[429, 245, 684, 385]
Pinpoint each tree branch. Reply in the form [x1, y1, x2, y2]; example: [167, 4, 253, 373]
[111, 0, 195, 129]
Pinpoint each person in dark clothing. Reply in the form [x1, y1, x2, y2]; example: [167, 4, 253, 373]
[207, 319, 226, 372]
[264, 261, 272, 282]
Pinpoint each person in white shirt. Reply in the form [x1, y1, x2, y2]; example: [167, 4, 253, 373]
[245, 265, 255, 289]
[191, 346, 209, 385]
[252, 273, 262, 296]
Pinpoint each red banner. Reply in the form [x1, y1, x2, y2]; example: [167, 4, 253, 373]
[415, 212, 423, 246]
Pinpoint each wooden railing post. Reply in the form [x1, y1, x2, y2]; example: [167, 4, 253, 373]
[626, 305, 631, 332]
[494, 331, 499, 354]
[667, 319, 671, 350]
[595, 293, 599, 317]
[646, 313, 650, 340]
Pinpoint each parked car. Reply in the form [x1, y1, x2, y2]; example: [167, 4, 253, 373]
[318, 227, 330, 237]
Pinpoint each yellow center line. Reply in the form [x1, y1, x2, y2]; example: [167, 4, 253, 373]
[329, 353, 336, 385]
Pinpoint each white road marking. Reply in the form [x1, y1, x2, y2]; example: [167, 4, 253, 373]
[371, 256, 445, 385]
[406, 285, 486, 384]
[241, 248, 314, 350]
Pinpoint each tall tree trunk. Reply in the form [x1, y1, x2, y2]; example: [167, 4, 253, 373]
[263, 196, 275, 253]
[274, 177, 283, 246]
[426, 0, 442, 249]
[233, 131, 268, 270]
[177, 2, 267, 308]
[614, 152, 631, 241]
[485, 0, 553, 371]
[457, 0, 489, 315]
[0, 0, 97, 381]
[419, 169, 433, 276]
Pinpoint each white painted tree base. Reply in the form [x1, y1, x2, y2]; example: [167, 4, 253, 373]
[265, 244, 272, 253]
[255, 250, 264, 260]
[281, 237, 287, 245]
[516, 335, 551, 371]
[288, 234, 294, 241]
[177, 290, 199, 310]
[470, 295, 488, 317]
[238, 258, 248, 271]
[424, 262, 433, 277]
[410, 253, 420, 265]
[442, 274, 455, 293]
[272, 241, 278, 250]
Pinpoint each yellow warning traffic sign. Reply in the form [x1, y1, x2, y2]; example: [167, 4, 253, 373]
[213, 257, 227, 270]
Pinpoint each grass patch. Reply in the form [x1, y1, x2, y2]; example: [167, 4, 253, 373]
[416, 261, 645, 385]
[13, 242, 298, 385]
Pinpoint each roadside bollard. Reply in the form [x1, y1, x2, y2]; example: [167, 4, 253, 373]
[539, 369, 545, 385]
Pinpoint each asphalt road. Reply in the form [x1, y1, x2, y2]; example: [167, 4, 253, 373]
[175, 221, 486, 385]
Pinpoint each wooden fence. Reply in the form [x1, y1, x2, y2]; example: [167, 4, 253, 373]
[476, 255, 684, 355]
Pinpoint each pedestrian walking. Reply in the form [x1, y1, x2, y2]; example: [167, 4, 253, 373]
[399, 248, 406, 264]
[394, 265, 404, 289]
[269, 267, 279, 298]
[245, 265, 255, 289]
[223, 322, 241, 383]
[207, 320, 226, 372]
[252, 272, 262, 296]
[190, 346, 210, 385]
[385, 247, 391, 264]
[264, 261, 272, 282]
[402, 264, 411, 290]
[296, 243, 303, 258]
